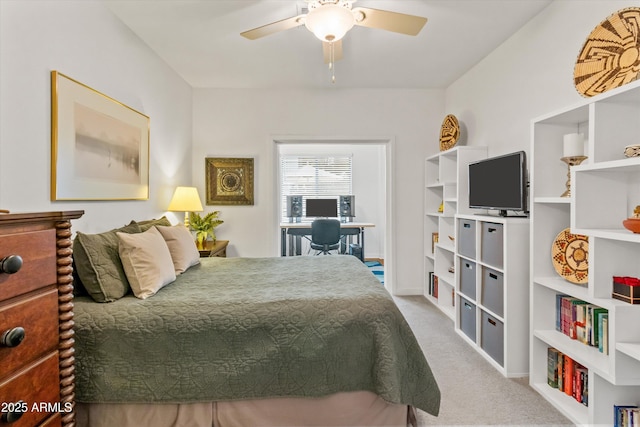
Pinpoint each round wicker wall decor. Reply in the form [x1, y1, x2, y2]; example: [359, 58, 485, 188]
[439, 114, 460, 151]
[551, 228, 589, 285]
[574, 7, 640, 97]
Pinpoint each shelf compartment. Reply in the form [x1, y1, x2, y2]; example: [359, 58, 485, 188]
[617, 342, 640, 362]
[572, 158, 640, 232]
[531, 202, 570, 277]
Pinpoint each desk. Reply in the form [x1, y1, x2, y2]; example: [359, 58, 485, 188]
[280, 222, 375, 257]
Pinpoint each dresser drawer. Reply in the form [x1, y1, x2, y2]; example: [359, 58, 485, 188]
[0, 230, 57, 301]
[0, 352, 60, 427]
[40, 412, 62, 427]
[0, 289, 59, 379]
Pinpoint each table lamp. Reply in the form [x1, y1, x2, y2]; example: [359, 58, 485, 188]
[168, 186, 203, 228]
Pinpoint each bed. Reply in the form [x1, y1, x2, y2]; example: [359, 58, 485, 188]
[71, 228, 440, 427]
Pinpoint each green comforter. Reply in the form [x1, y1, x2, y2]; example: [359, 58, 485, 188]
[73, 255, 440, 416]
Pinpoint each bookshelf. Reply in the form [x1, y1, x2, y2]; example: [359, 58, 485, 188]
[424, 146, 486, 320]
[530, 80, 640, 426]
[455, 214, 530, 377]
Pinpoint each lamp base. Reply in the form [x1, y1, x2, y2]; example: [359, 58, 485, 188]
[560, 156, 588, 197]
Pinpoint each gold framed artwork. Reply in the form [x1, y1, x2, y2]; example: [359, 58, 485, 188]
[205, 157, 254, 205]
[50, 71, 149, 200]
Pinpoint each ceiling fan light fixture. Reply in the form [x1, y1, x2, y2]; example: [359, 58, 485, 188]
[304, 4, 355, 42]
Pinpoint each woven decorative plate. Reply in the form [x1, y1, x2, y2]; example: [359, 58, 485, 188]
[551, 228, 589, 284]
[574, 7, 640, 97]
[439, 114, 460, 151]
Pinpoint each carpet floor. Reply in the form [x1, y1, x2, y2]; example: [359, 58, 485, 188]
[393, 296, 572, 426]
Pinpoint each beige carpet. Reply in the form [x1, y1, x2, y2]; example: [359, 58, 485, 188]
[393, 296, 572, 426]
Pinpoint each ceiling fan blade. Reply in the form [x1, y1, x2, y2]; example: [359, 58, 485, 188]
[352, 7, 427, 36]
[241, 14, 305, 40]
[323, 40, 343, 64]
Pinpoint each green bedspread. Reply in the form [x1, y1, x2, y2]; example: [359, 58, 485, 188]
[73, 255, 440, 416]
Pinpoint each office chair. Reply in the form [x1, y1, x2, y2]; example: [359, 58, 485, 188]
[310, 219, 341, 255]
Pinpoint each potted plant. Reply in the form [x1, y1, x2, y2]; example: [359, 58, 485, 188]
[189, 211, 224, 249]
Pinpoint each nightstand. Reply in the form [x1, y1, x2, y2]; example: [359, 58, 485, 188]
[198, 240, 229, 258]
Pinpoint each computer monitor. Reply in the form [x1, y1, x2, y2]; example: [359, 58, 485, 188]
[305, 198, 338, 218]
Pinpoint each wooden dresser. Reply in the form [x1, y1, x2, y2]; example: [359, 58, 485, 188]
[0, 211, 83, 427]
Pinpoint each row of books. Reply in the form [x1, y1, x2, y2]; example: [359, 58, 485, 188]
[547, 347, 588, 406]
[615, 404, 640, 427]
[556, 294, 609, 354]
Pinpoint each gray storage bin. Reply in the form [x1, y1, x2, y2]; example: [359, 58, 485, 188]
[460, 260, 476, 300]
[481, 311, 504, 366]
[481, 222, 504, 268]
[481, 267, 504, 317]
[458, 219, 475, 259]
[459, 296, 476, 342]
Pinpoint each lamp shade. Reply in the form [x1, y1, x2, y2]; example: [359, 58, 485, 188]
[305, 4, 355, 42]
[168, 187, 203, 212]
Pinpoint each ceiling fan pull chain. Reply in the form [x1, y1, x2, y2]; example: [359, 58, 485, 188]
[330, 41, 336, 83]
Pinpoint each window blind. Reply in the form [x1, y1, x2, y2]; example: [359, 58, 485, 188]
[279, 155, 352, 220]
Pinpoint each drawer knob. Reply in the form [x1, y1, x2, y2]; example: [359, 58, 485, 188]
[1, 401, 25, 423]
[0, 255, 22, 274]
[1, 327, 25, 348]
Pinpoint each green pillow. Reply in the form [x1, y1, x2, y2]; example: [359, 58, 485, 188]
[131, 216, 172, 232]
[73, 223, 141, 302]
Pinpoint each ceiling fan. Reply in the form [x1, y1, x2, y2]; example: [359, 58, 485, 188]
[241, 0, 428, 74]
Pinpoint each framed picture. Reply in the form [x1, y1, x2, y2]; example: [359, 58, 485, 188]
[50, 71, 149, 200]
[205, 157, 254, 205]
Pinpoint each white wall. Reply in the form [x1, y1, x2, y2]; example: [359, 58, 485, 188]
[0, 0, 193, 233]
[445, 1, 634, 160]
[192, 88, 444, 294]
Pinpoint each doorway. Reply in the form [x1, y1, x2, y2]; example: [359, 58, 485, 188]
[272, 136, 396, 293]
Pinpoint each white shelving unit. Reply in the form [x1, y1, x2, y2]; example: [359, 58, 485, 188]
[530, 80, 640, 426]
[455, 214, 530, 377]
[424, 146, 486, 320]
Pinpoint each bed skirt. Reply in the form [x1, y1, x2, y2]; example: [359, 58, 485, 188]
[75, 391, 415, 427]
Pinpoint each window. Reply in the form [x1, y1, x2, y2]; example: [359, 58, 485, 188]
[279, 155, 352, 220]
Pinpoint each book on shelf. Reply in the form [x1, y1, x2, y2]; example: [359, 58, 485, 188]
[547, 347, 559, 388]
[563, 354, 574, 396]
[614, 405, 640, 427]
[599, 313, 609, 355]
[433, 275, 438, 298]
[575, 365, 587, 406]
[428, 271, 434, 296]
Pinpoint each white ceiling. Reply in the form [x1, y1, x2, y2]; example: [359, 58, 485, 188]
[104, 0, 553, 89]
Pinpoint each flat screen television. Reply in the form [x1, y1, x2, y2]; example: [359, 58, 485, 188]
[468, 151, 528, 217]
[305, 198, 338, 218]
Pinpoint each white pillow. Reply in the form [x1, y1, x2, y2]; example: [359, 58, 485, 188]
[156, 224, 201, 274]
[117, 227, 176, 299]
